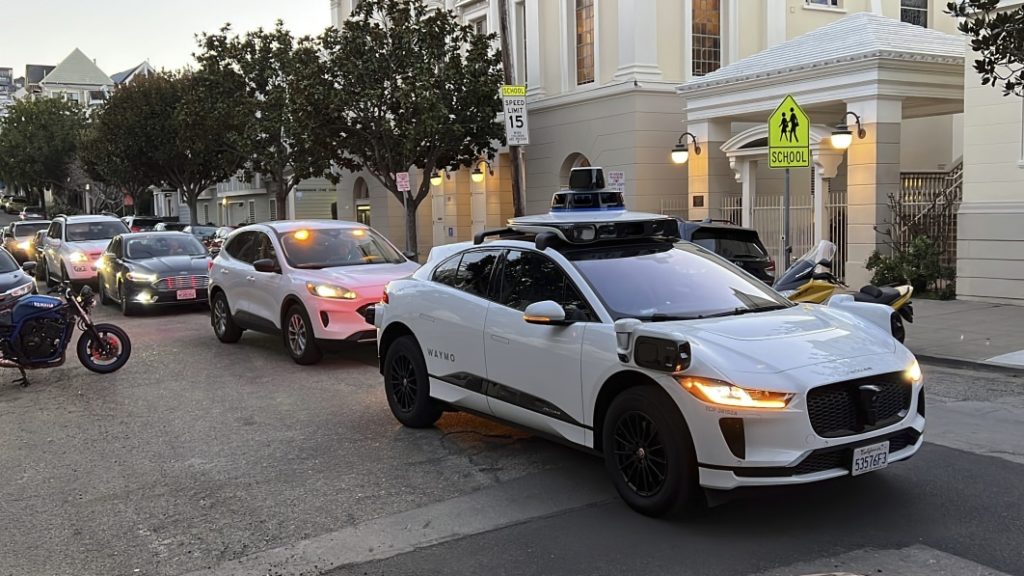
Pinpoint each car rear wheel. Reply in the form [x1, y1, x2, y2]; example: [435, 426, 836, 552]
[602, 386, 702, 518]
[284, 304, 323, 365]
[211, 291, 243, 343]
[383, 336, 442, 428]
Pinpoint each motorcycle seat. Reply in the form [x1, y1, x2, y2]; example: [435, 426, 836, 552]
[854, 285, 902, 305]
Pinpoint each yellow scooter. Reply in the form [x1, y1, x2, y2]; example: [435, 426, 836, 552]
[773, 241, 914, 341]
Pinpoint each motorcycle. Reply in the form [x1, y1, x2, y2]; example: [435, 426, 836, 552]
[1, 262, 131, 386]
[773, 241, 914, 341]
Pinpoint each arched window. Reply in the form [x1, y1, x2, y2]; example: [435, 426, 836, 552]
[353, 177, 371, 226]
[692, 0, 721, 77]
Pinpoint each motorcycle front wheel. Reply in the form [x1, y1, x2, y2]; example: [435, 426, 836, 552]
[77, 323, 132, 374]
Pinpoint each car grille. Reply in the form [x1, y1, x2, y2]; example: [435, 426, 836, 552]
[806, 372, 912, 438]
[735, 429, 921, 477]
[155, 275, 210, 290]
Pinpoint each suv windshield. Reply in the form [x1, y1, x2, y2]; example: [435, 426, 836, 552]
[127, 235, 207, 259]
[187, 226, 218, 238]
[278, 227, 405, 269]
[66, 221, 130, 242]
[690, 229, 767, 259]
[13, 222, 49, 237]
[569, 242, 791, 320]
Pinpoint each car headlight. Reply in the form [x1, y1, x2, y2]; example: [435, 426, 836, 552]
[5, 281, 34, 298]
[69, 252, 88, 263]
[306, 282, 357, 300]
[16, 240, 30, 250]
[126, 271, 158, 282]
[679, 376, 793, 409]
[905, 360, 922, 385]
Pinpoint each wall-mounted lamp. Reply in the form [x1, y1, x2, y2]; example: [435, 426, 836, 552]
[471, 160, 494, 184]
[831, 112, 867, 150]
[429, 169, 452, 187]
[670, 132, 702, 165]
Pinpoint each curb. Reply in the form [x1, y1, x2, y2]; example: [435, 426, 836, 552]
[915, 353, 1024, 375]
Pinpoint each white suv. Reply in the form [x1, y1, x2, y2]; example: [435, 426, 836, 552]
[41, 214, 130, 288]
[209, 220, 420, 364]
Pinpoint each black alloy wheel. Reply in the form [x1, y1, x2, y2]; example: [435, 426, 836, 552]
[613, 411, 669, 497]
[98, 275, 113, 305]
[383, 335, 442, 428]
[119, 283, 137, 316]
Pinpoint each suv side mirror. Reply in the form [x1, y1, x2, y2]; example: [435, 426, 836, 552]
[253, 258, 280, 273]
[21, 261, 36, 274]
[523, 300, 571, 326]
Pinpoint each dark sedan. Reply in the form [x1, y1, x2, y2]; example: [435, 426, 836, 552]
[0, 249, 37, 309]
[96, 232, 211, 316]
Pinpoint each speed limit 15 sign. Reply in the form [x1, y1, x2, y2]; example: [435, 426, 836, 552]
[501, 85, 529, 146]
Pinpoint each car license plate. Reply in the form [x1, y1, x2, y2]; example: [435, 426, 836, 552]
[176, 289, 197, 300]
[851, 441, 889, 476]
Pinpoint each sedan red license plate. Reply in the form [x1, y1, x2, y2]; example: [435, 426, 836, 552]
[176, 289, 197, 300]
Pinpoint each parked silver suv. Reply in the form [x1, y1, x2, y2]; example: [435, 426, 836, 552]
[41, 214, 129, 288]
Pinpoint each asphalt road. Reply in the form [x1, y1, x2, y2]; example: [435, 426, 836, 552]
[0, 213, 1021, 576]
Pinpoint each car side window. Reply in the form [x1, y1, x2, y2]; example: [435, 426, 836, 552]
[225, 231, 257, 264]
[453, 250, 500, 299]
[255, 233, 278, 262]
[498, 250, 594, 321]
[432, 255, 462, 287]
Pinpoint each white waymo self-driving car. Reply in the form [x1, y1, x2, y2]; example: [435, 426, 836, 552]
[371, 167, 925, 517]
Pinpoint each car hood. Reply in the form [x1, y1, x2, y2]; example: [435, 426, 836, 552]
[128, 255, 210, 275]
[642, 305, 898, 377]
[311, 261, 420, 289]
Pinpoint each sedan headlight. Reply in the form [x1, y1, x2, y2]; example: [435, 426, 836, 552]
[905, 360, 922, 385]
[679, 376, 793, 409]
[126, 270, 158, 282]
[4, 281, 34, 298]
[306, 282, 357, 300]
[16, 240, 30, 250]
[69, 252, 88, 263]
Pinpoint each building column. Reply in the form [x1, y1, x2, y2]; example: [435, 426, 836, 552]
[812, 150, 844, 244]
[844, 97, 903, 287]
[687, 119, 732, 221]
[613, 0, 662, 81]
[525, 0, 545, 98]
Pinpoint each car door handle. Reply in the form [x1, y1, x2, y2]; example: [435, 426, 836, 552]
[490, 334, 510, 345]
[221, 269, 230, 274]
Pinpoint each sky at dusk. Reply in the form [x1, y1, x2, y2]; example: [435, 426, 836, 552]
[1, 0, 330, 79]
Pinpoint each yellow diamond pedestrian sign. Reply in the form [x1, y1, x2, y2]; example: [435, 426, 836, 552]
[768, 95, 810, 169]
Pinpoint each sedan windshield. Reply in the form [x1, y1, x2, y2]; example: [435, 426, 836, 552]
[127, 236, 208, 259]
[67, 221, 130, 242]
[13, 222, 49, 238]
[569, 243, 792, 321]
[279, 227, 405, 269]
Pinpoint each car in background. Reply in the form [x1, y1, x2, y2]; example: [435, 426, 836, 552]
[2, 220, 50, 263]
[96, 232, 211, 316]
[30, 229, 48, 275]
[154, 221, 189, 232]
[5, 197, 27, 215]
[183, 224, 219, 246]
[676, 219, 775, 284]
[0, 248, 37, 309]
[209, 221, 419, 364]
[206, 226, 235, 255]
[19, 206, 46, 220]
[0, 195, 15, 211]
[121, 216, 163, 233]
[40, 214, 130, 288]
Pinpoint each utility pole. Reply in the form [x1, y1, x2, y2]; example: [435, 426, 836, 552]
[497, 0, 526, 216]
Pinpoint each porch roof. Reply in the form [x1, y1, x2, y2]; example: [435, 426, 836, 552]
[677, 12, 965, 123]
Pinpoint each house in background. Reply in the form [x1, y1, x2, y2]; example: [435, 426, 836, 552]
[110, 61, 156, 86]
[17, 49, 114, 108]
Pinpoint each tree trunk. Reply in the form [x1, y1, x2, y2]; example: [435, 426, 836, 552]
[276, 192, 288, 222]
[188, 193, 199, 225]
[404, 198, 418, 260]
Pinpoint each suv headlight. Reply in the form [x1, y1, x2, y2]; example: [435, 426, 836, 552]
[306, 282, 357, 300]
[905, 360, 922, 385]
[679, 376, 793, 409]
[16, 240, 30, 250]
[69, 252, 88, 263]
[126, 270, 158, 282]
[4, 281, 34, 298]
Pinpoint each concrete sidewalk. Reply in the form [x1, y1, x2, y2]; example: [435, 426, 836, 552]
[905, 298, 1024, 370]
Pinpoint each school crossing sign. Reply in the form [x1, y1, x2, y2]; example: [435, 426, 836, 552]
[768, 95, 810, 169]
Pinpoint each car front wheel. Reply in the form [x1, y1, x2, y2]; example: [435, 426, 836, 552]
[211, 291, 243, 343]
[602, 386, 702, 518]
[383, 335, 442, 428]
[283, 304, 323, 365]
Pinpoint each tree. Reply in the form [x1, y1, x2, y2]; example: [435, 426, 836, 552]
[80, 112, 155, 216]
[97, 71, 247, 224]
[0, 98, 86, 216]
[197, 21, 336, 220]
[304, 0, 505, 255]
[948, 0, 1024, 96]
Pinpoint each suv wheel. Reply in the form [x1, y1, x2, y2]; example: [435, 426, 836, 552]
[602, 387, 702, 518]
[211, 291, 243, 343]
[283, 304, 323, 365]
[383, 336, 442, 428]
[43, 259, 56, 288]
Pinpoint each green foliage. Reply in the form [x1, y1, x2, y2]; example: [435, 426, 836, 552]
[196, 21, 334, 219]
[300, 0, 505, 253]
[866, 236, 957, 298]
[0, 98, 86, 210]
[948, 0, 1024, 96]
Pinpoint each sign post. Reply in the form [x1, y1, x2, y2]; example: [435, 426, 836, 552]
[395, 171, 411, 212]
[501, 85, 529, 217]
[767, 95, 810, 272]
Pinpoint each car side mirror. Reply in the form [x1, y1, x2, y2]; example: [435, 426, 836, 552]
[21, 261, 36, 274]
[253, 258, 280, 273]
[523, 300, 571, 326]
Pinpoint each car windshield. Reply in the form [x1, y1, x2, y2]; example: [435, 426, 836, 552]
[126, 235, 207, 259]
[188, 226, 218, 237]
[65, 221, 130, 242]
[690, 229, 767, 259]
[279, 227, 405, 269]
[14, 222, 48, 237]
[569, 242, 792, 321]
[0, 250, 17, 273]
